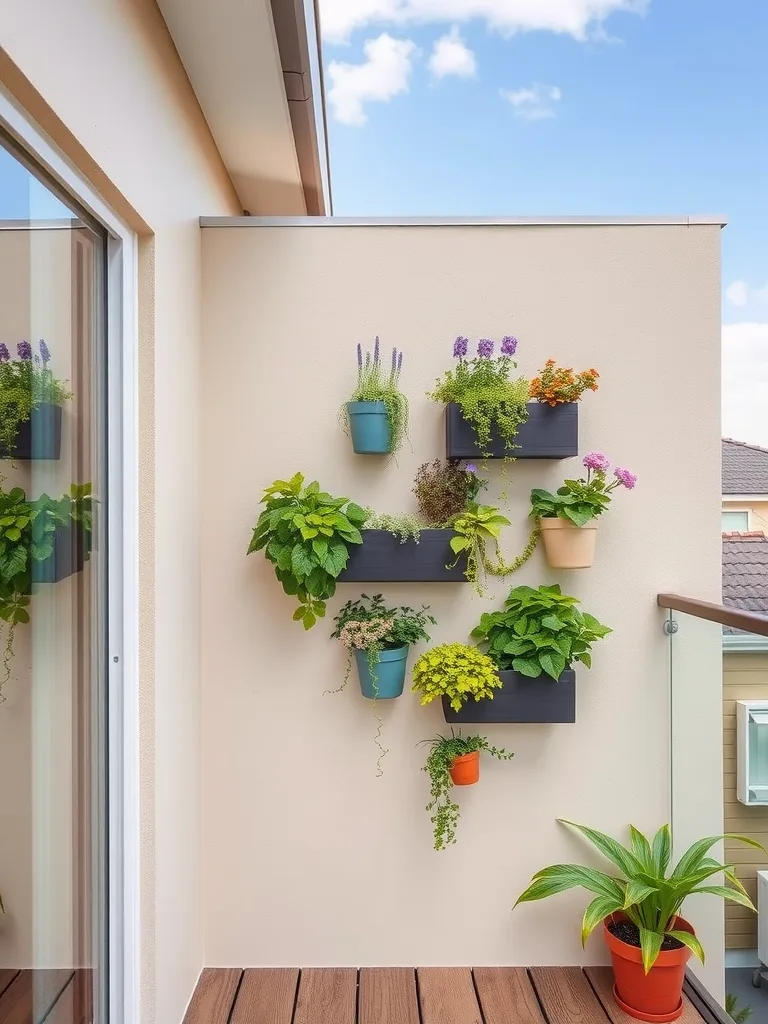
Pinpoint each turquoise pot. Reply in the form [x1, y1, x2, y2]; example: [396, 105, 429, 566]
[354, 646, 409, 699]
[347, 401, 392, 454]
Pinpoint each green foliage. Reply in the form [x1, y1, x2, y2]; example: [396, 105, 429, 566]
[422, 730, 514, 851]
[530, 480, 611, 527]
[726, 994, 753, 1024]
[247, 473, 366, 629]
[412, 459, 485, 525]
[412, 642, 502, 712]
[449, 503, 511, 594]
[515, 821, 764, 973]
[471, 584, 611, 680]
[361, 509, 426, 543]
[0, 343, 71, 454]
[344, 338, 409, 455]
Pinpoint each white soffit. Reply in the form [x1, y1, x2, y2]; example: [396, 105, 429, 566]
[156, 0, 306, 215]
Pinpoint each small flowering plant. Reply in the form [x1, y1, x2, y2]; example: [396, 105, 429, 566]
[0, 340, 71, 454]
[344, 336, 408, 454]
[530, 360, 599, 406]
[429, 335, 530, 455]
[530, 452, 637, 527]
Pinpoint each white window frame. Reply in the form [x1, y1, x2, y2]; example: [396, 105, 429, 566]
[721, 508, 751, 532]
[0, 86, 139, 1024]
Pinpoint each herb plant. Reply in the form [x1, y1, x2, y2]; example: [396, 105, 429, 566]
[344, 337, 408, 455]
[0, 340, 71, 454]
[726, 995, 753, 1024]
[529, 360, 600, 406]
[412, 642, 502, 711]
[429, 335, 529, 456]
[412, 459, 484, 525]
[471, 584, 611, 680]
[515, 820, 762, 972]
[530, 452, 637, 527]
[247, 474, 366, 629]
[422, 730, 514, 851]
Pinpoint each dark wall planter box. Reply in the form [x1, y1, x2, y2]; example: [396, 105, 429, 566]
[442, 668, 576, 724]
[445, 401, 578, 460]
[32, 523, 88, 584]
[337, 529, 468, 583]
[0, 403, 62, 460]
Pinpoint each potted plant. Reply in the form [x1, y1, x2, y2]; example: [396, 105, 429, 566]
[412, 642, 502, 712]
[247, 473, 366, 629]
[330, 594, 436, 699]
[0, 340, 71, 460]
[530, 452, 637, 569]
[343, 337, 408, 456]
[454, 585, 611, 723]
[515, 820, 763, 1022]
[422, 730, 514, 850]
[529, 359, 599, 406]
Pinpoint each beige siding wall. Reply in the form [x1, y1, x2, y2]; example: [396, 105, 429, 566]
[722, 500, 768, 533]
[724, 652, 768, 950]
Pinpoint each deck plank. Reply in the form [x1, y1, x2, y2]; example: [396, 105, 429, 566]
[182, 968, 242, 1024]
[45, 971, 94, 1024]
[530, 967, 608, 1024]
[417, 968, 483, 1024]
[473, 967, 546, 1024]
[230, 968, 299, 1024]
[0, 969, 74, 1024]
[0, 974, 18, 1001]
[293, 968, 357, 1024]
[359, 968, 419, 1024]
[586, 966, 705, 1024]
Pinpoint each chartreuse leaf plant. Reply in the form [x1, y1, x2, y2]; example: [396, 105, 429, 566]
[412, 642, 501, 711]
[247, 473, 366, 629]
[515, 820, 763, 973]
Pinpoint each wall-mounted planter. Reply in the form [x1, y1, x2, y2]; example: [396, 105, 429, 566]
[0, 403, 63, 460]
[355, 645, 408, 699]
[539, 518, 597, 569]
[32, 523, 88, 584]
[338, 529, 468, 583]
[442, 668, 576, 724]
[445, 402, 578, 460]
[347, 401, 391, 454]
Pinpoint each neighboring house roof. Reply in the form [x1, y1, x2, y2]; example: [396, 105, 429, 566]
[722, 438, 768, 494]
[723, 532, 768, 640]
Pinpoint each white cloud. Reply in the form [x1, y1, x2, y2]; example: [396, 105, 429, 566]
[725, 281, 749, 307]
[501, 83, 562, 119]
[429, 26, 477, 79]
[723, 322, 768, 447]
[319, 0, 648, 45]
[327, 34, 417, 126]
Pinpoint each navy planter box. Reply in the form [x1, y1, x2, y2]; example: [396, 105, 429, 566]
[445, 401, 578, 460]
[32, 523, 88, 584]
[0, 403, 62, 460]
[442, 668, 576, 724]
[338, 529, 468, 583]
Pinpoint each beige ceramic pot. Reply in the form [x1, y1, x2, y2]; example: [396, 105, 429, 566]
[539, 517, 597, 569]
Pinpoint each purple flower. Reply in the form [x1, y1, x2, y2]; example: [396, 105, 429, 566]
[39, 339, 51, 364]
[17, 340, 32, 361]
[391, 347, 397, 371]
[374, 336, 380, 364]
[453, 336, 469, 359]
[501, 335, 518, 356]
[583, 451, 610, 472]
[477, 338, 494, 359]
[357, 343, 363, 368]
[397, 350, 403, 372]
[0, 343, 9, 363]
[34, 355, 40, 365]
[465, 464, 478, 474]
[614, 467, 637, 490]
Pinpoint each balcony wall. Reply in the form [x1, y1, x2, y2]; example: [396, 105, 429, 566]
[200, 220, 723, 978]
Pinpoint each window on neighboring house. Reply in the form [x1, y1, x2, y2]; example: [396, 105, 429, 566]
[722, 510, 749, 531]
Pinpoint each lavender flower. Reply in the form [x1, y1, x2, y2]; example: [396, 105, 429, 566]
[397, 350, 403, 372]
[614, 467, 637, 489]
[34, 355, 41, 365]
[374, 335, 380, 364]
[391, 347, 397, 372]
[465, 464, 478, 474]
[0, 343, 9, 363]
[39, 339, 51, 364]
[477, 338, 494, 359]
[17, 340, 32, 361]
[501, 335, 518, 356]
[453, 336, 469, 359]
[357, 343, 363, 368]
[583, 451, 610, 472]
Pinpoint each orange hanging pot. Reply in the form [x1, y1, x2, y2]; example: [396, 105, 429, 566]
[449, 751, 480, 786]
[603, 913, 693, 1023]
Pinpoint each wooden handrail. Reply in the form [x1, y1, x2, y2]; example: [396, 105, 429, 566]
[657, 593, 768, 636]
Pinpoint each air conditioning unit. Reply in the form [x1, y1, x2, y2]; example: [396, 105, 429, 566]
[737, 701, 768, 805]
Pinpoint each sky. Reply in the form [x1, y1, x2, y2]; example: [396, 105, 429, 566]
[318, 0, 768, 446]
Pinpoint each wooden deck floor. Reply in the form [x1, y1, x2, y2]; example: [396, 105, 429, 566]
[183, 966, 713, 1024]
[0, 968, 91, 1024]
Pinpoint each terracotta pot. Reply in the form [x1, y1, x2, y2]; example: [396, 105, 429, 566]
[539, 517, 597, 569]
[604, 913, 693, 1023]
[449, 751, 479, 786]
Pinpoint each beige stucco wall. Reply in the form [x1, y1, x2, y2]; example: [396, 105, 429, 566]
[200, 223, 723, 982]
[1, 1, 241, 1020]
[722, 500, 768, 533]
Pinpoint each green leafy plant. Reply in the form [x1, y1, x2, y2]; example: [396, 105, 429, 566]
[412, 642, 502, 711]
[422, 730, 514, 851]
[0, 479, 93, 702]
[471, 584, 611, 680]
[515, 820, 763, 973]
[247, 473, 366, 629]
[0, 340, 71, 454]
[530, 452, 637, 527]
[361, 510, 425, 543]
[429, 336, 529, 456]
[449, 503, 511, 593]
[412, 459, 485, 525]
[344, 337, 409, 455]
[726, 995, 753, 1024]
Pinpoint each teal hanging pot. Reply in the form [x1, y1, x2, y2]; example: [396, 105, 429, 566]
[354, 645, 409, 699]
[346, 401, 392, 454]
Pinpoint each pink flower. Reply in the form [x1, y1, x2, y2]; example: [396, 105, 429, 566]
[583, 451, 610, 472]
[614, 467, 637, 489]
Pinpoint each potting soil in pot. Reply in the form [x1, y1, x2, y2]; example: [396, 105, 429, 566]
[607, 920, 684, 952]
